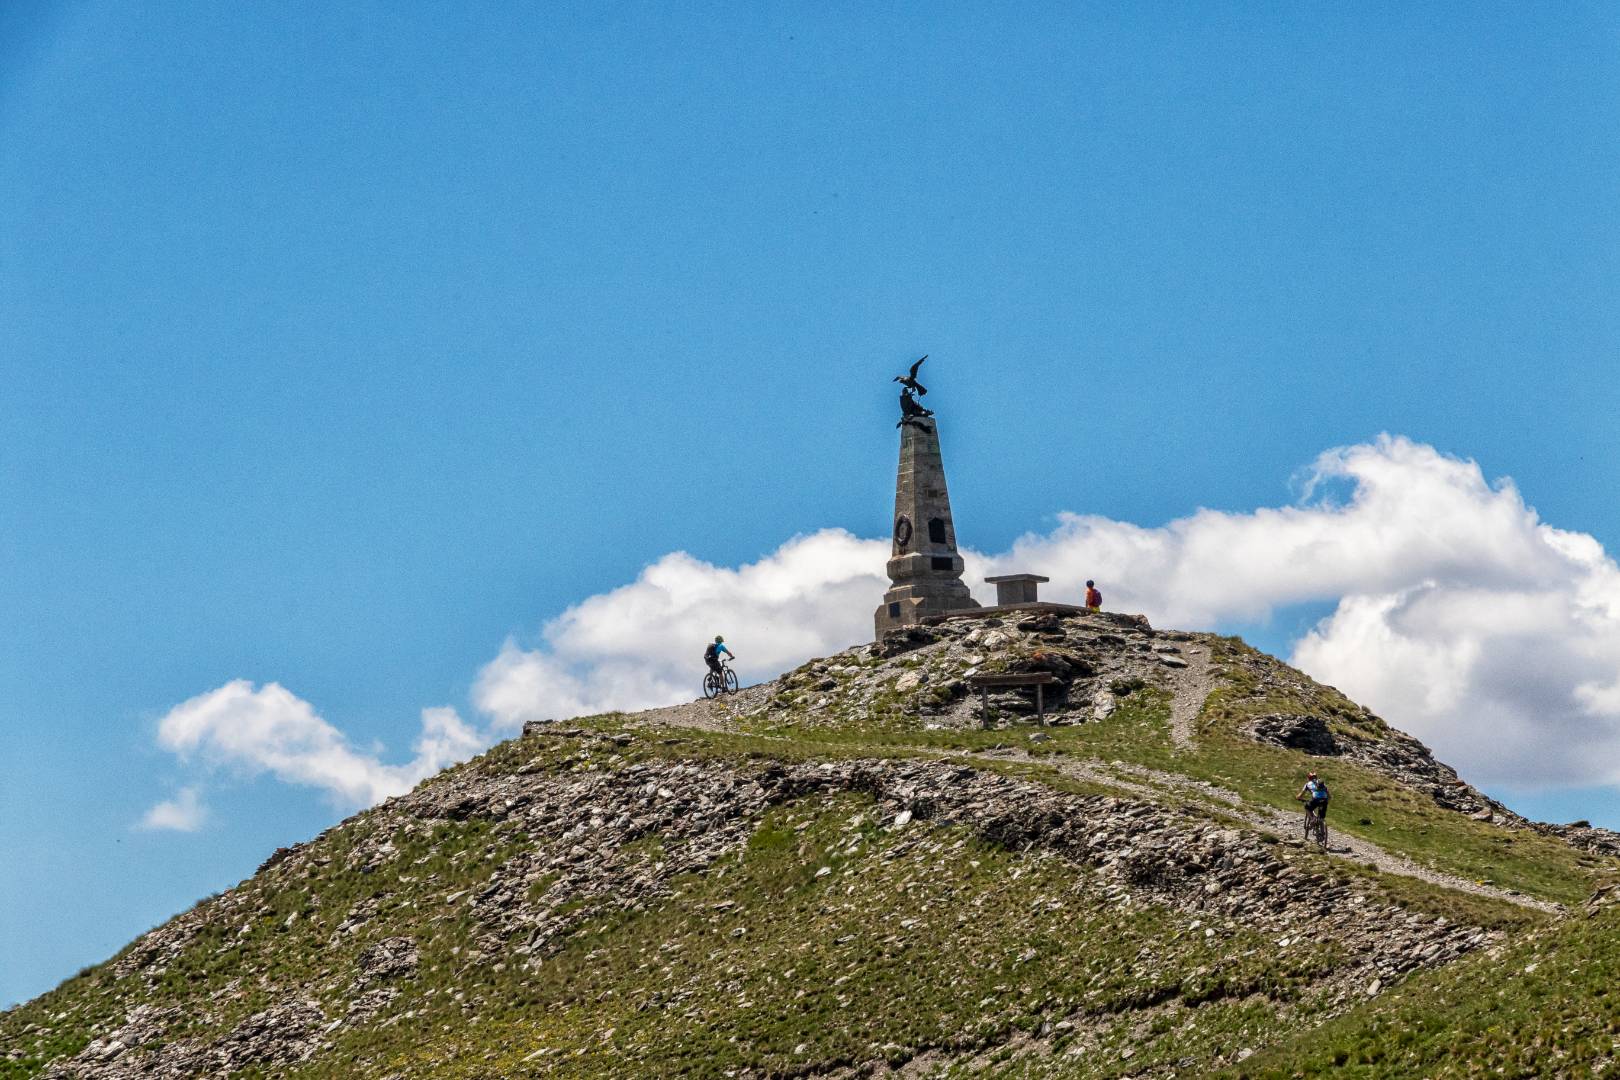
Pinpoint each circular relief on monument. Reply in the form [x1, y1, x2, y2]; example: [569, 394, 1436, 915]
[894, 516, 913, 548]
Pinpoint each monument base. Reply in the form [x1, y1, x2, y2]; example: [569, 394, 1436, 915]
[874, 582, 980, 637]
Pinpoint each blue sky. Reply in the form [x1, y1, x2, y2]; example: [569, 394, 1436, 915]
[4, 2, 1619, 1007]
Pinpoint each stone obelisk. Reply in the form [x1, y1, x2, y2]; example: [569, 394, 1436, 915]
[875, 361, 979, 637]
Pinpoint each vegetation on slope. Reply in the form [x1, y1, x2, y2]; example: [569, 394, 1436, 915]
[1230, 900, 1620, 1078]
[739, 676, 1600, 909]
[4, 615, 1619, 1078]
[357, 792, 1350, 1078]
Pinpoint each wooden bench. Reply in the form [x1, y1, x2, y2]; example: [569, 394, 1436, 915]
[965, 671, 1062, 728]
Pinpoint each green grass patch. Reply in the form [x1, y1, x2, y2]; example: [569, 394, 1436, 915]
[1229, 906, 1620, 1078]
[288, 794, 1348, 1078]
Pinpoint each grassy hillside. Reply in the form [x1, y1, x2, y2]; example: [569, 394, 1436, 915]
[1231, 899, 1620, 1078]
[3, 611, 1617, 1077]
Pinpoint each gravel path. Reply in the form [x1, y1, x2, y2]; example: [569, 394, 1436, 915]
[1162, 640, 1217, 749]
[628, 682, 771, 733]
[619, 659, 1562, 915]
[1037, 754, 1564, 914]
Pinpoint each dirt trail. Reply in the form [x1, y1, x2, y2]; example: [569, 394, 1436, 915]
[620, 657, 1562, 915]
[628, 683, 771, 733]
[1161, 640, 1217, 748]
[1033, 753, 1564, 915]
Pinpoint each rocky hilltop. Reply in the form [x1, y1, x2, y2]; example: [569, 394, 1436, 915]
[7, 609, 1620, 1078]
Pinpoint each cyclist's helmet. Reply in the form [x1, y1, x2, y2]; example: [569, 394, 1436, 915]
[1307, 772, 1317, 780]
[715, 635, 724, 643]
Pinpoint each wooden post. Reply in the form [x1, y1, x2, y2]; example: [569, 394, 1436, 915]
[1036, 683, 1045, 726]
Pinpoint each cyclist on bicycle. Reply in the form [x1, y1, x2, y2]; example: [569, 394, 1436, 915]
[1296, 771, 1330, 825]
[704, 635, 733, 678]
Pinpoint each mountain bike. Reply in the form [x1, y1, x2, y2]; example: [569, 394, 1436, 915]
[1303, 802, 1328, 852]
[703, 659, 739, 699]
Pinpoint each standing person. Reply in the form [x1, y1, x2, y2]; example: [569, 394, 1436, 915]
[703, 635, 732, 679]
[1084, 580, 1102, 612]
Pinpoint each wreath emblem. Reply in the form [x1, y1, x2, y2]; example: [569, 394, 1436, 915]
[894, 516, 913, 548]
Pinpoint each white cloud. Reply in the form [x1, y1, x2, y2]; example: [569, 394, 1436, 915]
[138, 786, 207, 832]
[979, 435, 1620, 787]
[979, 436, 1565, 626]
[151, 434, 1620, 812]
[155, 681, 483, 808]
[473, 529, 889, 729]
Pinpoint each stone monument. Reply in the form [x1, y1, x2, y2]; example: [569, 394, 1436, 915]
[875, 357, 981, 636]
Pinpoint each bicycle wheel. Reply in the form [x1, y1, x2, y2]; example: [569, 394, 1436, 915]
[1304, 811, 1325, 851]
[702, 672, 720, 699]
[723, 668, 739, 693]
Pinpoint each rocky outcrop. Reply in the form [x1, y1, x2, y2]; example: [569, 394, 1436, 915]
[770, 609, 1187, 729]
[1535, 820, 1620, 859]
[1244, 710, 1503, 812]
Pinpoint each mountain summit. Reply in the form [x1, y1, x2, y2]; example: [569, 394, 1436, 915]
[7, 609, 1620, 1078]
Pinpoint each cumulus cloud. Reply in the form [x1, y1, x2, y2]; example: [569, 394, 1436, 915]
[138, 786, 207, 832]
[1292, 575, 1620, 787]
[979, 436, 1566, 626]
[473, 529, 889, 729]
[979, 435, 1620, 786]
[151, 434, 1620, 815]
[155, 681, 483, 807]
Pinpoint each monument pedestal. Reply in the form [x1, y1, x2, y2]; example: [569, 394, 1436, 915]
[874, 419, 979, 637]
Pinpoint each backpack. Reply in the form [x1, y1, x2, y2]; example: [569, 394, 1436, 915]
[1309, 780, 1329, 801]
[703, 643, 719, 663]
[1086, 587, 1102, 607]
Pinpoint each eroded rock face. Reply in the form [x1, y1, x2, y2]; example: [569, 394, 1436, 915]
[55, 1006, 176, 1072]
[1247, 712, 1339, 755]
[776, 609, 1178, 729]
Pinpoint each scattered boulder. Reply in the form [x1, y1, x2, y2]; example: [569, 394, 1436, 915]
[1586, 881, 1620, 917]
[1016, 613, 1063, 633]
